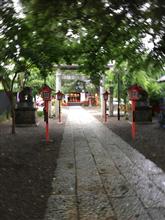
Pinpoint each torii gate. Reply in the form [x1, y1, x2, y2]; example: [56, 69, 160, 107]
[55, 64, 114, 117]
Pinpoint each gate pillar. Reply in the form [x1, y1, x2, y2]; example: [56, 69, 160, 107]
[55, 69, 62, 117]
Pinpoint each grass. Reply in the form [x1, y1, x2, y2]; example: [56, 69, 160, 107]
[37, 110, 44, 117]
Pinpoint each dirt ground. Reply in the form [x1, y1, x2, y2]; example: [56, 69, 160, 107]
[87, 107, 165, 172]
[0, 116, 66, 220]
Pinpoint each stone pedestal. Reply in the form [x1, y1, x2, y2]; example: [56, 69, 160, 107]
[129, 106, 152, 122]
[15, 87, 37, 126]
[15, 107, 37, 126]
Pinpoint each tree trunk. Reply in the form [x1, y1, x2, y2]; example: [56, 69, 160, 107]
[11, 102, 16, 134]
[1, 77, 17, 134]
[9, 93, 16, 134]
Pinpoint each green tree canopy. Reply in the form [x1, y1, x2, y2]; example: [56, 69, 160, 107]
[18, 0, 164, 85]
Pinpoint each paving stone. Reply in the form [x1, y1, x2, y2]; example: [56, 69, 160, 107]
[149, 173, 165, 193]
[74, 144, 90, 154]
[75, 146, 105, 195]
[85, 138, 120, 175]
[58, 149, 75, 159]
[111, 196, 152, 220]
[116, 140, 146, 161]
[95, 127, 115, 146]
[113, 162, 165, 209]
[128, 170, 148, 188]
[44, 195, 77, 220]
[76, 156, 104, 194]
[115, 163, 165, 208]
[51, 170, 75, 195]
[87, 116, 164, 177]
[56, 157, 75, 169]
[89, 123, 117, 144]
[78, 192, 116, 220]
[134, 178, 165, 208]
[61, 132, 73, 141]
[77, 174, 104, 195]
[61, 140, 74, 148]
[92, 154, 119, 175]
[76, 152, 92, 162]
[75, 148, 96, 171]
[101, 174, 136, 198]
[58, 142, 74, 156]
[44, 107, 165, 220]
[136, 159, 163, 175]
[117, 144, 163, 176]
[83, 130, 97, 140]
[147, 207, 165, 220]
[51, 146, 75, 195]
[105, 144, 135, 171]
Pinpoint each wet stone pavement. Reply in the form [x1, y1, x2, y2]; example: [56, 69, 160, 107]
[44, 106, 165, 220]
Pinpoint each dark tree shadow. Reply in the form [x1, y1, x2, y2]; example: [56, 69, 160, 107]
[0, 118, 65, 220]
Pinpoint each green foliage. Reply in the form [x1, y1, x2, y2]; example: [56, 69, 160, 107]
[18, 0, 164, 84]
[25, 67, 43, 93]
[1, 0, 164, 93]
[108, 61, 163, 102]
[37, 110, 43, 117]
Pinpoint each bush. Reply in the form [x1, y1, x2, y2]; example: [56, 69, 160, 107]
[37, 111, 43, 117]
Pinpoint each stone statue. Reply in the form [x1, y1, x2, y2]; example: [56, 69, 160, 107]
[19, 87, 33, 107]
[15, 87, 36, 125]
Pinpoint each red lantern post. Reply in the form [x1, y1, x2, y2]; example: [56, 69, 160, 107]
[103, 91, 109, 123]
[41, 85, 52, 143]
[128, 85, 141, 139]
[56, 90, 64, 123]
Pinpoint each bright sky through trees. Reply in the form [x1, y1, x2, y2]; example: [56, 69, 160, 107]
[12, 0, 155, 51]
[12, 0, 24, 17]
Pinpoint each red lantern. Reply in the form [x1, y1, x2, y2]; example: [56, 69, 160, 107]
[56, 90, 64, 123]
[41, 85, 52, 101]
[128, 85, 143, 101]
[128, 84, 144, 140]
[102, 91, 109, 123]
[103, 91, 109, 101]
[56, 90, 64, 100]
[40, 85, 53, 143]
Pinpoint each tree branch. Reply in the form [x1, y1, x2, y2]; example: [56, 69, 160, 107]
[11, 72, 18, 92]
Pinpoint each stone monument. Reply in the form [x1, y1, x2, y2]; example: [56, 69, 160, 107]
[15, 87, 37, 126]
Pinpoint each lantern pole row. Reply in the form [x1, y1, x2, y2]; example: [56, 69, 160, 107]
[41, 85, 64, 143]
[103, 91, 110, 123]
[41, 85, 53, 143]
[56, 90, 64, 124]
[45, 100, 49, 142]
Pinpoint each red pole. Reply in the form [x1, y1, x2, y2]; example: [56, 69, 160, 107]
[132, 100, 136, 139]
[45, 100, 49, 143]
